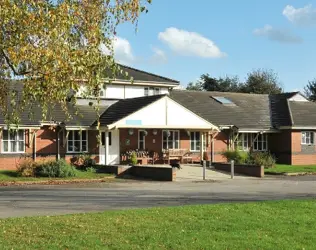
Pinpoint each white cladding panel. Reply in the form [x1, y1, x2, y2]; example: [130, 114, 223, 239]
[166, 99, 212, 127]
[289, 93, 308, 102]
[78, 84, 169, 99]
[105, 85, 125, 99]
[115, 97, 214, 128]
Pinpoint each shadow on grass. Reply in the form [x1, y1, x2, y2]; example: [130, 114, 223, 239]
[0, 170, 19, 177]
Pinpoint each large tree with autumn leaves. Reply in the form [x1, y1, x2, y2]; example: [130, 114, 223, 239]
[0, 0, 150, 126]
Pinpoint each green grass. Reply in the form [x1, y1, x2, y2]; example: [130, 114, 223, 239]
[0, 170, 113, 183]
[265, 164, 316, 174]
[0, 200, 315, 249]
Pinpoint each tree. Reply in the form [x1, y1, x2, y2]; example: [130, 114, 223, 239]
[0, 0, 150, 125]
[241, 69, 283, 94]
[187, 74, 242, 92]
[304, 79, 316, 101]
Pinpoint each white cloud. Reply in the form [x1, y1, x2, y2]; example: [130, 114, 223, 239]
[283, 5, 316, 26]
[253, 25, 302, 44]
[100, 37, 134, 64]
[158, 27, 226, 58]
[151, 47, 167, 63]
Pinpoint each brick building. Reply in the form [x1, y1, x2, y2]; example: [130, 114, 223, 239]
[1, 65, 316, 170]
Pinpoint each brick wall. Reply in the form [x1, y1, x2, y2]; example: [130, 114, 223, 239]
[0, 127, 100, 170]
[213, 132, 228, 162]
[291, 130, 316, 165]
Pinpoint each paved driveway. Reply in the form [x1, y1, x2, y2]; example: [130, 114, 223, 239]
[1, 176, 316, 218]
[176, 164, 256, 181]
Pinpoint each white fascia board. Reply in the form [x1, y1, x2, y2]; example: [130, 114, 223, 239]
[279, 126, 316, 130]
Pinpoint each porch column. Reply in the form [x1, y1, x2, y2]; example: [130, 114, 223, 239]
[105, 131, 109, 165]
[200, 132, 204, 162]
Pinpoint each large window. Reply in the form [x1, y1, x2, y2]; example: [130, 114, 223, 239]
[2, 130, 25, 153]
[235, 133, 250, 151]
[163, 130, 179, 150]
[302, 132, 314, 145]
[190, 132, 200, 151]
[67, 130, 88, 153]
[138, 130, 146, 150]
[253, 133, 268, 151]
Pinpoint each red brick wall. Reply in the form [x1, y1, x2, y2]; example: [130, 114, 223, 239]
[291, 130, 316, 165]
[213, 132, 228, 162]
[0, 128, 100, 170]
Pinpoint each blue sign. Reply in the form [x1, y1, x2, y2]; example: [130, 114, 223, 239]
[126, 120, 142, 125]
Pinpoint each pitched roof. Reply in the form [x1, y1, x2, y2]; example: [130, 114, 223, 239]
[169, 90, 272, 130]
[269, 93, 294, 127]
[96, 94, 165, 126]
[103, 64, 179, 85]
[288, 101, 316, 127]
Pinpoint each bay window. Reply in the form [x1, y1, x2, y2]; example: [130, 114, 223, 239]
[2, 130, 25, 153]
[163, 130, 179, 150]
[67, 130, 88, 153]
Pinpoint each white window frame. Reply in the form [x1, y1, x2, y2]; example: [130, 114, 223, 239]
[302, 131, 314, 145]
[253, 133, 268, 151]
[1, 129, 25, 153]
[162, 130, 180, 150]
[235, 133, 250, 151]
[138, 130, 146, 150]
[144, 87, 149, 96]
[154, 88, 160, 95]
[67, 130, 88, 153]
[190, 131, 201, 152]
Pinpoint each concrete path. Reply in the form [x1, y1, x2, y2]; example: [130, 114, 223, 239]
[1, 176, 316, 218]
[176, 164, 255, 181]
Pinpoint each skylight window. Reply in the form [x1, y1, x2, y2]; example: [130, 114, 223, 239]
[212, 96, 234, 105]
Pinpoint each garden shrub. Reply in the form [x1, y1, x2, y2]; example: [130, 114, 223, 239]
[35, 159, 77, 178]
[16, 158, 38, 177]
[130, 152, 138, 165]
[221, 149, 249, 164]
[78, 154, 96, 169]
[249, 151, 276, 168]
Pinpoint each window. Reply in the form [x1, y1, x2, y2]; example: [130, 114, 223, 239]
[212, 96, 234, 105]
[163, 130, 179, 150]
[235, 133, 249, 151]
[190, 132, 200, 151]
[67, 130, 88, 152]
[138, 130, 146, 150]
[2, 130, 25, 153]
[144, 87, 159, 96]
[302, 132, 314, 145]
[253, 133, 268, 151]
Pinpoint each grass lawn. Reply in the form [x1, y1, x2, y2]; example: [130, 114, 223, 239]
[0, 170, 113, 183]
[265, 164, 316, 174]
[0, 200, 316, 249]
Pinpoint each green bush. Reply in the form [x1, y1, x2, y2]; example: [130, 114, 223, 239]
[35, 159, 77, 178]
[249, 152, 276, 168]
[16, 158, 38, 177]
[221, 150, 276, 168]
[221, 149, 249, 164]
[130, 152, 138, 165]
[86, 167, 97, 173]
[79, 154, 96, 169]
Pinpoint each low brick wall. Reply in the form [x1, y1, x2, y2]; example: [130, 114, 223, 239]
[130, 166, 176, 181]
[213, 162, 264, 178]
[96, 165, 131, 175]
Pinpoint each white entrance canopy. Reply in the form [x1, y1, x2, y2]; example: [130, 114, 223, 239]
[107, 96, 219, 131]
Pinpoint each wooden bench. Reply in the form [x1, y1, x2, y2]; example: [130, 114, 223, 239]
[163, 149, 192, 164]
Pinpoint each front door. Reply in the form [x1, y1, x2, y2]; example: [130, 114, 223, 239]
[99, 130, 120, 165]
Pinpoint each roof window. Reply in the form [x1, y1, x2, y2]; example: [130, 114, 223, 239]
[212, 96, 235, 105]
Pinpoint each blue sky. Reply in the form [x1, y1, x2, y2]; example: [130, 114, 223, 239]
[114, 1, 316, 91]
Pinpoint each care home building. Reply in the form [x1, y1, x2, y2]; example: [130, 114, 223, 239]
[1, 65, 316, 170]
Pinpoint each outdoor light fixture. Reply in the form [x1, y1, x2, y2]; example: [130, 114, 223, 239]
[186, 130, 190, 137]
[152, 129, 158, 135]
[144, 130, 148, 136]
[167, 130, 171, 137]
[128, 128, 134, 135]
